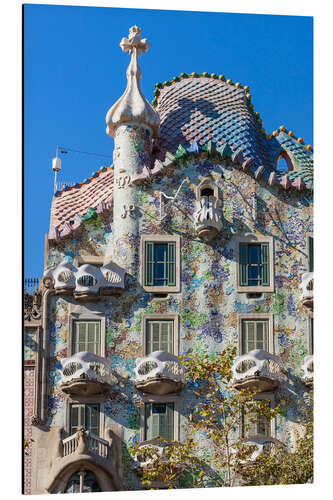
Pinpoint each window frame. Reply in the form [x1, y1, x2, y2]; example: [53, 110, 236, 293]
[142, 314, 179, 356]
[241, 392, 276, 439]
[69, 402, 101, 436]
[144, 402, 175, 441]
[68, 310, 106, 358]
[139, 394, 180, 442]
[238, 313, 274, 355]
[235, 235, 274, 293]
[65, 395, 105, 438]
[141, 234, 181, 293]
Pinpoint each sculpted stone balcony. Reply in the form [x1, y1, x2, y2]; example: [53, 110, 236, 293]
[59, 352, 117, 395]
[235, 436, 285, 464]
[193, 196, 223, 242]
[231, 350, 283, 392]
[43, 260, 125, 300]
[302, 355, 313, 388]
[134, 439, 183, 480]
[300, 272, 313, 311]
[134, 351, 185, 395]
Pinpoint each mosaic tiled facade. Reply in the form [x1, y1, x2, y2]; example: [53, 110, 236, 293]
[24, 26, 313, 493]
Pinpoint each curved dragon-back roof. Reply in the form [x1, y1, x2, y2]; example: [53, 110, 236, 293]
[151, 73, 313, 188]
[49, 73, 313, 242]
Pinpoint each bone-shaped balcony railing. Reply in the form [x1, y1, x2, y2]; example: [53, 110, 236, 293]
[62, 429, 109, 459]
[59, 352, 117, 394]
[231, 349, 283, 391]
[300, 272, 313, 309]
[134, 439, 182, 469]
[302, 355, 314, 386]
[134, 351, 185, 394]
[193, 196, 223, 241]
[233, 436, 284, 463]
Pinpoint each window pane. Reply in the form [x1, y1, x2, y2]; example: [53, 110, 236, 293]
[249, 245, 260, 264]
[154, 244, 167, 262]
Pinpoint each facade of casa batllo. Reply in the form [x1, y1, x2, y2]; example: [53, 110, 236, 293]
[23, 25, 313, 494]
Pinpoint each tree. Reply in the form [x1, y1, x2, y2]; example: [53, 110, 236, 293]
[131, 346, 293, 489]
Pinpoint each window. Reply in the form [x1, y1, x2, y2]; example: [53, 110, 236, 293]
[65, 470, 101, 493]
[240, 243, 269, 287]
[146, 320, 174, 354]
[70, 403, 100, 436]
[72, 320, 101, 355]
[236, 236, 274, 293]
[145, 242, 176, 286]
[238, 314, 273, 354]
[308, 235, 314, 272]
[141, 235, 180, 293]
[242, 319, 269, 353]
[242, 402, 271, 438]
[145, 402, 174, 441]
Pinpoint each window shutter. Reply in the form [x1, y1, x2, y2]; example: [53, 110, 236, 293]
[71, 405, 79, 434]
[167, 242, 176, 286]
[145, 242, 154, 286]
[239, 243, 249, 286]
[261, 243, 270, 286]
[309, 236, 314, 272]
[166, 403, 174, 441]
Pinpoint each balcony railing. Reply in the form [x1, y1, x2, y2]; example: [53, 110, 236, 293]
[234, 436, 285, 463]
[300, 272, 313, 310]
[302, 355, 313, 387]
[62, 429, 109, 459]
[59, 352, 117, 395]
[134, 439, 183, 481]
[193, 196, 223, 242]
[231, 349, 283, 392]
[134, 351, 185, 395]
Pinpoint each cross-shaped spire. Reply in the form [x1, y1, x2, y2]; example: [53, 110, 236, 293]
[120, 26, 150, 56]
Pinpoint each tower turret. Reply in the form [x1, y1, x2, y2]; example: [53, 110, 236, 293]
[105, 26, 160, 276]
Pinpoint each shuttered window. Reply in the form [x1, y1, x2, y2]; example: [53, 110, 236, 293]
[145, 242, 176, 286]
[243, 401, 271, 437]
[242, 320, 269, 353]
[308, 236, 314, 272]
[146, 320, 174, 354]
[145, 403, 174, 441]
[72, 320, 101, 355]
[239, 243, 270, 286]
[70, 403, 100, 436]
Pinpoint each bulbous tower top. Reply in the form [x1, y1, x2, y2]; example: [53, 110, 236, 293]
[106, 26, 160, 138]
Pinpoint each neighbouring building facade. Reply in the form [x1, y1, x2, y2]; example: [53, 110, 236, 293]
[24, 26, 313, 494]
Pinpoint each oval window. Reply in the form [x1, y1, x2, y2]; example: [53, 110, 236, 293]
[77, 275, 97, 287]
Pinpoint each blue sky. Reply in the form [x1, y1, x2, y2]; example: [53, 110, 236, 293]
[24, 4, 313, 278]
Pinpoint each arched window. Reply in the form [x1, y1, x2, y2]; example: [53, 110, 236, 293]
[65, 469, 101, 493]
[275, 152, 293, 173]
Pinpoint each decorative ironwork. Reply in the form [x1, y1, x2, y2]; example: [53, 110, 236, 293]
[24, 278, 42, 322]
